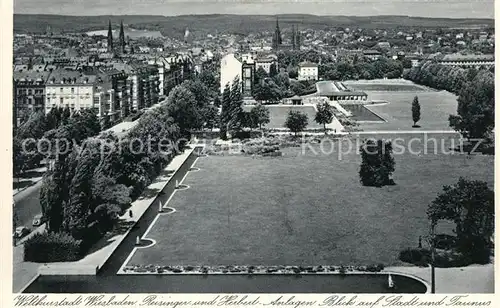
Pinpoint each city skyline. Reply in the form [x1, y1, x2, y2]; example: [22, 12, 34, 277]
[14, 0, 495, 19]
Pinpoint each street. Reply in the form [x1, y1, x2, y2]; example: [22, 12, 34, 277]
[13, 181, 43, 233]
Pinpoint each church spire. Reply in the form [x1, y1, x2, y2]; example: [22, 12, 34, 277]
[272, 16, 282, 50]
[119, 20, 126, 54]
[107, 20, 114, 53]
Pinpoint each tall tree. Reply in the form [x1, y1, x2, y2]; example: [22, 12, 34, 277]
[412, 96, 421, 127]
[449, 72, 494, 140]
[269, 63, 278, 78]
[165, 85, 200, 133]
[315, 101, 334, 133]
[203, 105, 219, 131]
[220, 83, 232, 139]
[229, 78, 244, 132]
[359, 139, 395, 187]
[427, 178, 494, 263]
[284, 110, 308, 136]
[40, 156, 71, 232]
[249, 104, 270, 130]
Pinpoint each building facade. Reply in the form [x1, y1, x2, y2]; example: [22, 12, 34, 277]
[298, 62, 318, 81]
[13, 70, 50, 127]
[438, 54, 494, 69]
[45, 71, 97, 114]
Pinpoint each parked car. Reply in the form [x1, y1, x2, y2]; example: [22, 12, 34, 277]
[32, 214, 44, 227]
[14, 226, 30, 239]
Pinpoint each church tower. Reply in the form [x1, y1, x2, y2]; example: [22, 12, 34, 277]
[272, 17, 282, 50]
[119, 20, 126, 54]
[293, 25, 301, 50]
[107, 20, 114, 53]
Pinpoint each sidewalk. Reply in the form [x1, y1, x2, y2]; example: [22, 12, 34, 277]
[385, 264, 494, 293]
[13, 166, 46, 196]
[14, 147, 197, 293]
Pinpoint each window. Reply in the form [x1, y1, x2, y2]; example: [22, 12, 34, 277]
[60, 97, 64, 105]
[60, 88, 63, 93]
[28, 89, 32, 95]
[71, 88, 75, 94]
[47, 98, 50, 103]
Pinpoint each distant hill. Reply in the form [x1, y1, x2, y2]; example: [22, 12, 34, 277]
[14, 14, 494, 39]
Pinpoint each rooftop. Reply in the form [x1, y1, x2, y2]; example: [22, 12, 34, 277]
[299, 62, 318, 68]
[441, 54, 494, 62]
[47, 69, 97, 85]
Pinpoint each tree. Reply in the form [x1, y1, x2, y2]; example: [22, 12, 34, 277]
[359, 139, 395, 187]
[220, 83, 231, 139]
[182, 79, 210, 110]
[255, 67, 268, 84]
[100, 114, 111, 131]
[40, 156, 70, 232]
[269, 63, 278, 78]
[228, 78, 244, 132]
[249, 104, 270, 130]
[203, 105, 219, 131]
[284, 110, 308, 136]
[314, 102, 334, 133]
[165, 85, 200, 133]
[13, 137, 26, 185]
[412, 96, 421, 127]
[427, 178, 494, 264]
[449, 72, 494, 140]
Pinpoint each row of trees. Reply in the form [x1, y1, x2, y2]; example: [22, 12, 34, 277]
[319, 57, 404, 81]
[404, 62, 494, 140]
[36, 83, 202, 256]
[13, 107, 100, 181]
[283, 102, 335, 135]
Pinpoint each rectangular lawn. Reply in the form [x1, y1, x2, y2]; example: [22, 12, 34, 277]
[126, 136, 493, 267]
[243, 105, 321, 129]
[354, 91, 458, 131]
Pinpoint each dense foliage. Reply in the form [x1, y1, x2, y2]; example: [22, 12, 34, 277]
[359, 139, 395, 187]
[404, 62, 494, 139]
[284, 110, 309, 136]
[427, 178, 494, 264]
[314, 102, 334, 133]
[24, 231, 83, 262]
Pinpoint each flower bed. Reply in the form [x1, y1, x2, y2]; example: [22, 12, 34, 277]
[121, 264, 385, 275]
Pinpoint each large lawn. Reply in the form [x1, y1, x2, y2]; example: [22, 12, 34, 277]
[126, 135, 493, 267]
[355, 91, 458, 131]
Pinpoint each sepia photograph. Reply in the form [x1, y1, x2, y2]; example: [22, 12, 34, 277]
[8, 0, 495, 296]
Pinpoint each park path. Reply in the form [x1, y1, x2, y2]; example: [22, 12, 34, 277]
[385, 264, 494, 293]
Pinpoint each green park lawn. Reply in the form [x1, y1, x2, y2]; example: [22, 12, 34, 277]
[127, 135, 493, 267]
[243, 105, 321, 129]
[354, 91, 459, 131]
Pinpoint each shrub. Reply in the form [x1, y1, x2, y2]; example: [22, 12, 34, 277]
[399, 247, 431, 265]
[24, 231, 83, 262]
[339, 266, 347, 275]
[434, 234, 457, 250]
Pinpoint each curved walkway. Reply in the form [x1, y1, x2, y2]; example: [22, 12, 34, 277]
[117, 157, 203, 274]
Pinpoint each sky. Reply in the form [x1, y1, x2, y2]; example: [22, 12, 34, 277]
[14, 0, 495, 19]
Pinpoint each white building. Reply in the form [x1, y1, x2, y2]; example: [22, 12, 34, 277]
[220, 53, 242, 92]
[45, 71, 98, 114]
[298, 62, 318, 81]
[255, 56, 277, 74]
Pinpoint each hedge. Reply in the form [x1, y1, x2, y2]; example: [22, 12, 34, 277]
[24, 231, 83, 262]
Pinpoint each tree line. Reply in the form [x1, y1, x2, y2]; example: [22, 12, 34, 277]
[404, 61, 494, 140]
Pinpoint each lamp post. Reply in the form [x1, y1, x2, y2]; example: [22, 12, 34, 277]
[425, 222, 436, 294]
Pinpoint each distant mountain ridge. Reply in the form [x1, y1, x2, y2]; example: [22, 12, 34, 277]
[14, 14, 494, 38]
